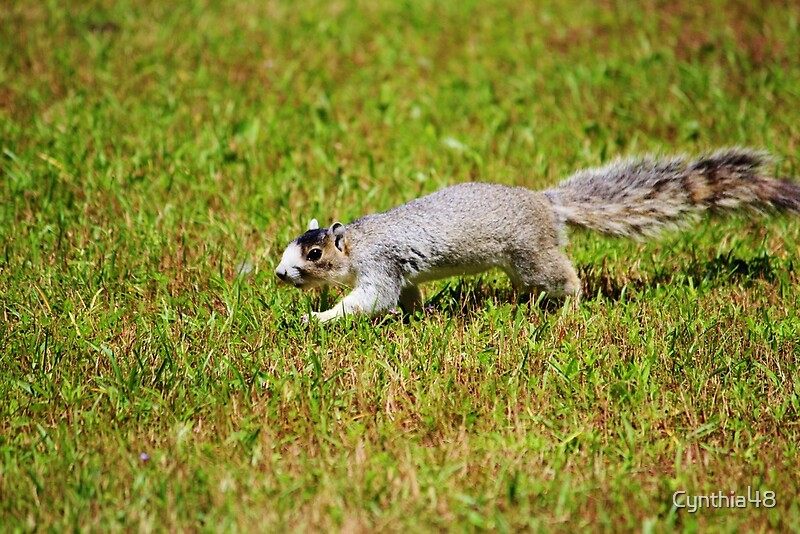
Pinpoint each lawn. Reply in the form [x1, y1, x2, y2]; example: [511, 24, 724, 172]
[2, 0, 799, 531]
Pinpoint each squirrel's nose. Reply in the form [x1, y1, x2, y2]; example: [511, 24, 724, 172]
[276, 267, 287, 281]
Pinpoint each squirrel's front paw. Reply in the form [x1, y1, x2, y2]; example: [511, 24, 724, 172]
[302, 311, 322, 324]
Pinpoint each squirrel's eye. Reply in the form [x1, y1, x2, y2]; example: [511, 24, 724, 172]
[306, 248, 323, 261]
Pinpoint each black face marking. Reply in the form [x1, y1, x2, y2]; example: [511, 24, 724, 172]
[295, 228, 329, 248]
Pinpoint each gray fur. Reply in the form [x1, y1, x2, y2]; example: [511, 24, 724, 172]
[548, 148, 800, 238]
[276, 148, 800, 321]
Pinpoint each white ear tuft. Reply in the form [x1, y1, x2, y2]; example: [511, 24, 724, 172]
[307, 219, 319, 230]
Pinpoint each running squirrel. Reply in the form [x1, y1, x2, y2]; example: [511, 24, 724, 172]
[275, 148, 800, 322]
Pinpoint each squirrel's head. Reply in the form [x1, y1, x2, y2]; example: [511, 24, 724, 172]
[275, 219, 352, 289]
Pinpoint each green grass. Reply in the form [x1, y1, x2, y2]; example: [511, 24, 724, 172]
[2, 0, 800, 531]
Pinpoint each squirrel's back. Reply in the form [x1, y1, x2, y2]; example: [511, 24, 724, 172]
[345, 182, 561, 281]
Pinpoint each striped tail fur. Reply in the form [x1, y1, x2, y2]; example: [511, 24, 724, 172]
[545, 148, 800, 239]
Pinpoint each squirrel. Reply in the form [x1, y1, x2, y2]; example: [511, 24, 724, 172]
[275, 148, 800, 322]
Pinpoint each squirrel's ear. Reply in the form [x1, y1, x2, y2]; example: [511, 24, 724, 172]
[307, 219, 319, 230]
[330, 222, 346, 251]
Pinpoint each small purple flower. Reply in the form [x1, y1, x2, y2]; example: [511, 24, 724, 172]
[140, 452, 150, 462]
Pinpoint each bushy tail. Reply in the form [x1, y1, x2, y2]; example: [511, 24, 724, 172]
[545, 148, 800, 238]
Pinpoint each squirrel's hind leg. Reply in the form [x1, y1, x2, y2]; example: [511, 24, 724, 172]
[399, 284, 424, 314]
[505, 252, 582, 300]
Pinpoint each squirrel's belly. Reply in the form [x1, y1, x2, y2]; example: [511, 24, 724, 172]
[408, 261, 498, 284]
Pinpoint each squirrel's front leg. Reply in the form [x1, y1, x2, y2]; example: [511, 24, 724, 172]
[310, 280, 401, 322]
[310, 301, 348, 323]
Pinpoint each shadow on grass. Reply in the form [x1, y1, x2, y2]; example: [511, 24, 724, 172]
[425, 251, 782, 316]
[581, 250, 780, 301]
[425, 276, 570, 318]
